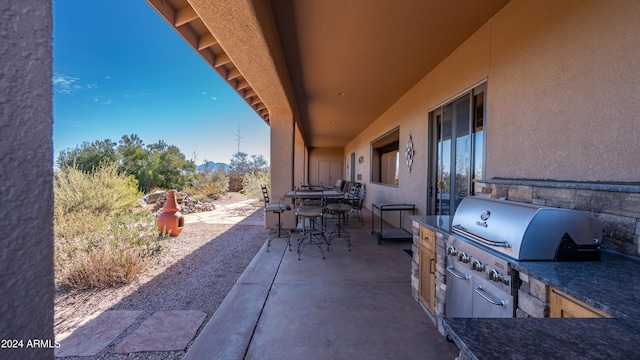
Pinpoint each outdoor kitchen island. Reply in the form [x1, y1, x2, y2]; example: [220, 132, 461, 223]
[411, 215, 640, 360]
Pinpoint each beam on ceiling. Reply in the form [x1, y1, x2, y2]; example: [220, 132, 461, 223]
[174, 6, 198, 27]
[214, 53, 231, 67]
[226, 68, 242, 80]
[236, 79, 250, 91]
[197, 33, 218, 50]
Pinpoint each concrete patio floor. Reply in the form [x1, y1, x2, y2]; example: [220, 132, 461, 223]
[185, 212, 460, 359]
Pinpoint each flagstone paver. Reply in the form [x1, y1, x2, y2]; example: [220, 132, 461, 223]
[55, 310, 142, 357]
[115, 310, 207, 354]
[184, 200, 263, 225]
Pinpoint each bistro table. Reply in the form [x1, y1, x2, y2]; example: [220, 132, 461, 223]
[371, 203, 415, 245]
[284, 189, 346, 228]
[283, 189, 346, 258]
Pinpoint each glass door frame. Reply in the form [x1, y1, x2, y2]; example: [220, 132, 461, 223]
[427, 82, 486, 215]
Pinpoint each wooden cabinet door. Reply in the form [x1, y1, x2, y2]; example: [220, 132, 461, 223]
[548, 288, 611, 318]
[419, 227, 436, 314]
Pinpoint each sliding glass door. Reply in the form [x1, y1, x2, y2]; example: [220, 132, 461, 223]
[428, 83, 485, 215]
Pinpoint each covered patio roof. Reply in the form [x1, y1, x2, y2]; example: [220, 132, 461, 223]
[147, 0, 510, 147]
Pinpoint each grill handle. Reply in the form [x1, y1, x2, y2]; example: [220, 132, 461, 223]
[446, 266, 470, 280]
[452, 225, 511, 248]
[474, 286, 506, 306]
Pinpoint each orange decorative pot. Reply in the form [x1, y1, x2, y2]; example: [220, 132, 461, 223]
[157, 190, 184, 236]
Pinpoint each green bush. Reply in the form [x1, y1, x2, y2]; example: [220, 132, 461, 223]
[54, 164, 161, 290]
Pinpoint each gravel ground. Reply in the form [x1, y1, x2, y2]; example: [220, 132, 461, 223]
[54, 193, 266, 359]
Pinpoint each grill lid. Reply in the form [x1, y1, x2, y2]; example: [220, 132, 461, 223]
[451, 197, 602, 261]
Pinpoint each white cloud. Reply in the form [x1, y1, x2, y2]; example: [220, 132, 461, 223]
[53, 74, 80, 93]
[211, 97, 217, 101]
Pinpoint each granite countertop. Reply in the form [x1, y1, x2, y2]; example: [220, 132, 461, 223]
[511, 251, 640, 319]
[412, 215, 452, 233]
[443, 317, 640, 360]
[411, 215, 640, 360]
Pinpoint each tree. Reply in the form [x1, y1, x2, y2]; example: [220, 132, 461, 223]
[154, 141, 196, 190]
[117, 134, 147, 176]
[117, 136, 195, 193]
[56, 139, 118, 172]
[230, 152, 268, 175]
[228, 152, 269, 192]
[229, 151, 250, 175]
[248, 154, 268, 173]
[56, 134, 196, 194]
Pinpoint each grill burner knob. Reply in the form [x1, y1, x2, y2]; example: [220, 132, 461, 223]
[458, 253, 470, 263]
[448, 246, 458, 256]
[489, 269, 503, 283]
[472, 260, 485, 272]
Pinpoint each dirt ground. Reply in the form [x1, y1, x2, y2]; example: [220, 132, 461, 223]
[54, 192, 265, 359]
[211, 191, 255, 205]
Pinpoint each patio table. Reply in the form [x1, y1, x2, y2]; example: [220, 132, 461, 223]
[283, 190, 345, 199]
[284, 190, 346, 232]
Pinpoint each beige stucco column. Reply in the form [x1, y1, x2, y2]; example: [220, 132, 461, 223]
[267, 114, 296, 230]
[293, 123, 306, 189]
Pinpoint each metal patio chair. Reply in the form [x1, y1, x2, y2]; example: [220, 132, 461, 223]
[262, 185, 292, 252]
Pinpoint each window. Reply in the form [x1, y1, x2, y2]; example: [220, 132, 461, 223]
[371, 127, 400, 186]
[428, 83, 485, 215]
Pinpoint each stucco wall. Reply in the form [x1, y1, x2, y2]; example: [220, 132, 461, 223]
[487, 0, 640, 181]
[0, 1, 55, 358]
[346, 0, 640, 221]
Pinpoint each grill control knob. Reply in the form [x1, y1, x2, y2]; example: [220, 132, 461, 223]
[489, 269, 503, 282]
[472, 260, 485, 272]
[447, 246, 458, 256]
[458, 253, 470, 263]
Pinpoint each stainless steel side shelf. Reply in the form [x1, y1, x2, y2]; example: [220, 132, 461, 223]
[371, 203, 415, 245]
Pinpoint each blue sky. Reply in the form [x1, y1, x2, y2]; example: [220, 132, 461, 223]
[53, 0, 270, 165]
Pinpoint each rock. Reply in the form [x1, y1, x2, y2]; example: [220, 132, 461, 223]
[144, 190, 166, 204]
[152, 191, 216, 215]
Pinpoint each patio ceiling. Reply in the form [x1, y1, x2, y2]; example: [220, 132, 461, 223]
[147, 0, 510, 148]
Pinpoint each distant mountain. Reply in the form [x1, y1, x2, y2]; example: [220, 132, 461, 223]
[196, 161, 230, 173]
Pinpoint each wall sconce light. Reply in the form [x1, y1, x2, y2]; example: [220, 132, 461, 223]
[358, 156, 365, 164]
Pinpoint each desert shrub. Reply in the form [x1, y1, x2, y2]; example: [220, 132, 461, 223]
[241, 169, 270, 201]
[184, 181, 226, 199]
[228, 172, 243, 192]
[54, 164, 142, 215]
[185, 168, 229, 198]
[54, 164, 160, 290]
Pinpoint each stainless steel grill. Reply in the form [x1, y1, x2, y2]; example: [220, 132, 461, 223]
[451, 196, 603, 261]
[444, 196, 603, 319]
